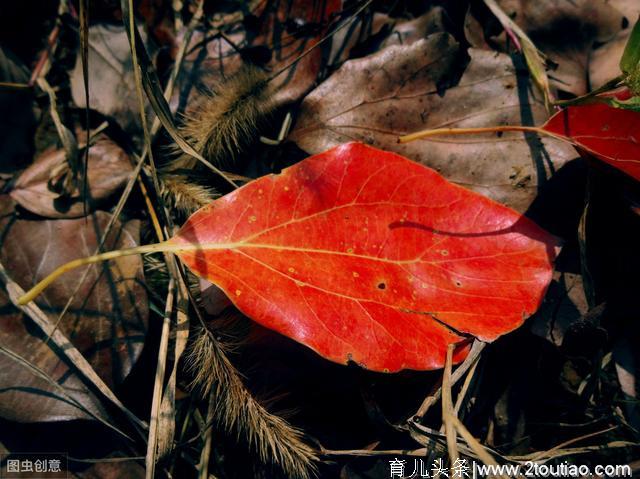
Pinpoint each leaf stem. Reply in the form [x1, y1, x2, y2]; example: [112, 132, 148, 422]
[398, 125, 546, 143]
[18, 242, 170, 305]
[19, 240, 250, 305]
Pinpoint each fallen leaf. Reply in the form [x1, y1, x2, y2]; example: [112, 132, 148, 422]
[10, 134, 133, 218]
[589, 34, 630, 90]
[590, 1, 640, 89]
[0, 200, 148, 422]
[169, 142, 558, 372]
[69, 25, 153, 138]
[289, 34, 576, 212]
[328, 12, 394, 67]
[542, 90, 640, 181]
[175, 0, 343, 110]
[487, 0, 626, 96]
[259, 0, 343, 105]
[379, 6, 448, 50]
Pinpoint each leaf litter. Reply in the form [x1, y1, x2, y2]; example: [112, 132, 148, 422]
[0, 1, 639, 478]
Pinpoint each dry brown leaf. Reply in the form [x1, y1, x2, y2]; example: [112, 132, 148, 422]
[327, 12, 394, 67]
[492, 0, 624, 42]
[289, 34, 576, 212]
[70, 25, 152, 137]
[465, 0, 628, 95]
[175, 0, 343, 111]
[258, 0, 342, 106]
[490, 0, 626, 95]
[589, 34, 629, 90]
[0, 198, 148, 422]
[10, 134, 133, 218]
[379, 7, 448, 49]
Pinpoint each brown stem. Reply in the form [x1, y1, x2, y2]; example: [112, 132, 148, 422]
[398, 125, 546, 143]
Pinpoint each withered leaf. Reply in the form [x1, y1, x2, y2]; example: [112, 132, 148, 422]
[289, 34, 576, 212]
[10, 134, 133, 219]
[327, 12, 394, 68]
[69, 25, 153, 137]
[472, 0, 628, 95]
[379, 7, 449, 49]
[590, 1, 640, 89]
[175, 0, 343, 109]
[0, 201, 148, 422]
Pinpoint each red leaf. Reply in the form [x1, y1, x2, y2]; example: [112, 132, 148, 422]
[170, 143, 558, 372]
[543, 90, 640, 181]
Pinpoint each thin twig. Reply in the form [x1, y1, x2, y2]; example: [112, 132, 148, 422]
[413, 341, 486, 420]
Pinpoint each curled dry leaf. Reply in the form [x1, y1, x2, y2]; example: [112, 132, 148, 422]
[169, 142, 559, 372]
[289, 34, 576, 212]
[0, 200, 148, 422]
[257, 0, 342, 106]
[10, 134, 133, 218]
[327, 12, 394, 67]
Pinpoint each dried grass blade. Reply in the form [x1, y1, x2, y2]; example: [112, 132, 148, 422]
[156, 276, 190, 459]
[414, 341, 486, 420]
[451, 416, 510, 479]
[36, 77, 78, 185]
[442, 344, 459, 466]
[483, 0, 553, 112]
[0, 342, 131, 441]
[45, 153, 147, 347]
[198, 390, 216, 479]
[145, 279, 176, 479]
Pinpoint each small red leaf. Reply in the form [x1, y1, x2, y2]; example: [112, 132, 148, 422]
[170, 143, 558, 372]
[543, 89, 640, 181]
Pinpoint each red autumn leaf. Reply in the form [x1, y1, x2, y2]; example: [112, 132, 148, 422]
[169, 143, 558, 372]
[543, 89, 640, 182]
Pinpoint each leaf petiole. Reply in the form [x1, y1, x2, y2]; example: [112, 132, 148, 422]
[398, 125, 549, 143]
[18, 241, 224, 306]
